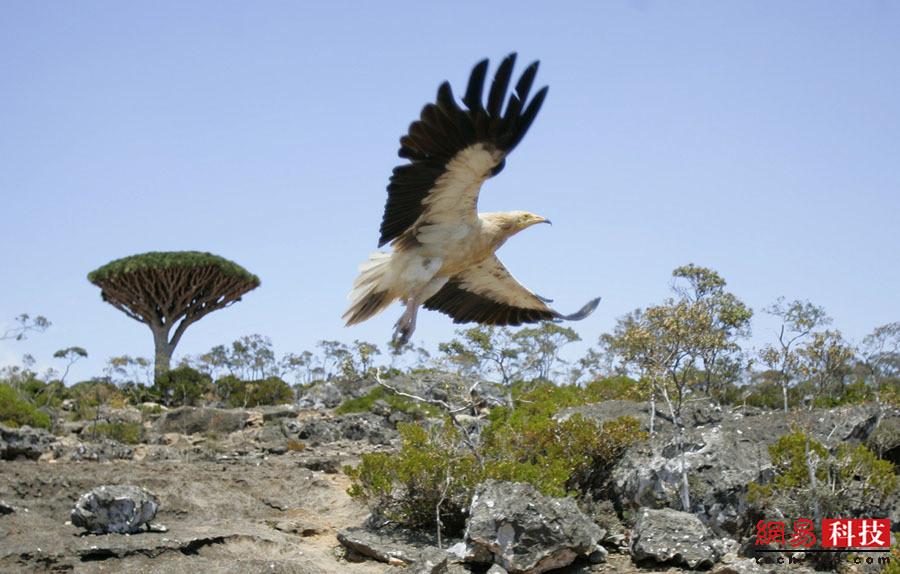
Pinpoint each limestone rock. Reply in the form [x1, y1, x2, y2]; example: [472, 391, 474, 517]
[0, 425, 55, 460]
[466, 480, 604, 573]
[629, 507, 724, 569]
[70, 485, 159, 534]
[154, 406, 252, 435]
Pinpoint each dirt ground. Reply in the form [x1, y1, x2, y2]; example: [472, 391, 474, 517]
[0, 454, 388, 573]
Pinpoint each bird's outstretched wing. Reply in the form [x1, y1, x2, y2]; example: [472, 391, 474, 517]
[379, 53, 548, 248]
[423, 256, 601, 326]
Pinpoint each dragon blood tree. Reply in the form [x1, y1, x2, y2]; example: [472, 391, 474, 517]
[88, 251, 260, 380]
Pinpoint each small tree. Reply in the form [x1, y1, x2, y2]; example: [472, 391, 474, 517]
[439, 326, 523, 385]
[514, 322, 580, 382]
[1, 313, 51, 341]
[759, 298, 831, 412]
[317, 340, 352, 380]
[798, 330, 855, 406]
[53, 347, 88, 385]
[601, 264, 751, 511]
[88, 251, 259, 380]
[860, 322, 900, 403]
[281, 350, 319, 385]
[343, 340, 381, 379]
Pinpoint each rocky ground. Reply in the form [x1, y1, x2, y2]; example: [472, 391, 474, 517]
[0, 383, 897, 573]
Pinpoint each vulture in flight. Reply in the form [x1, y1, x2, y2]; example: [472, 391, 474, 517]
[344, 53, 600, 344]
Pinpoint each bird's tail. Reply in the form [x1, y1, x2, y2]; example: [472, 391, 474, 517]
[343, 252, 396, 326]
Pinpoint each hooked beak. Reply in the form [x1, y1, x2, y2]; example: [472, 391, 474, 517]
[540, 217, 552, 225]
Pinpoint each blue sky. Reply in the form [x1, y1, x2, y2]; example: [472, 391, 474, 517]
[1, 1, 898, 381]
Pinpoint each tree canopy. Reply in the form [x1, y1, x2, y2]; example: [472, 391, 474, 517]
[88, 251, 259, 284]
[88, 251, 260, 379]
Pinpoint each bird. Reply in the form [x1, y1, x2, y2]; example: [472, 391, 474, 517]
[343, 53, 601, 345]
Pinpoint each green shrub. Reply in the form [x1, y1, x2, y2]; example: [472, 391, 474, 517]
[347, 421, 480, 533]
[239, 376, 293, 407]
[216, 375, 293, 407]
[881, 543, 900, 574]
[749, 429, 897, 519]
[583, 376, 648, 402]
[89, 421, 143, 444]
[0, 383, 51, 429]
[153, 367, 211, 407]
[878, 378, 900, 407]
[69, 380, 129, 419]
[346, 381, 647, 535]
[335, 385, 439, 418]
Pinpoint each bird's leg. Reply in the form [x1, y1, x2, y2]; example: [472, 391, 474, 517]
[393, 299, 419, 346]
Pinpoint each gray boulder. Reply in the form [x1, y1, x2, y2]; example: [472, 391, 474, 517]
[630, 507, 725, 569]
[465, 480, 604, 573]
[255, 423, 288, 454]
[291, 412, 394, 446]
[297, 455, 343, 474]
[296, 381, 343, 409]
[340, 412, 394, 444]
[258, 404, 300, 421]
[0, 424, 55, 460]
[289, 417, 341, 444]
[154, 406, 252, 435]
[53, 437, 134, 462]
[611, 403, 894, 536]
[70, 485, 160, 534]
[337, 526, 449, 567]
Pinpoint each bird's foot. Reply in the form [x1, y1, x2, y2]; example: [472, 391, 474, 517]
[392, 309, 417, 347]
[392, 322, 413, 347]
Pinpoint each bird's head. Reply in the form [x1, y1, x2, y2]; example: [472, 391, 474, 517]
[508, 210, 552, 232]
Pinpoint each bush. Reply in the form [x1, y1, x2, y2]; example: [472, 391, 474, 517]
[0, 383, 51, 429]
[882, 543, 900, 574]
[89, 421, 143, 444]
[346, 381, 646, 535]
[335, 385, 439, 418]
[347, 421, 480, 533]
[153, 367, 211, 407]
[241, 376, 293, 407]
[749, 429, 897, 519]
[69, 380, 128, 420]
[217, 375, 293, 407]
[879, 378, 900, 406]
[583, 376, 648, 402]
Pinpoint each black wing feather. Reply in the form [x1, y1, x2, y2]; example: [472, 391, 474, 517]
[487, 53, 516, 117]
[378, 54, 548, 247]
[423, 279, 557, 326]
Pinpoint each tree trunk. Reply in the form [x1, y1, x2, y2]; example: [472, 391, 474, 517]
[679, 427, 691, 511]
[782, 381, 789, 413]
[152, 327, 173, 382]
[804, 435, 820, 524]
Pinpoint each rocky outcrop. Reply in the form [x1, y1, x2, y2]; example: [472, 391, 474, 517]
[0, 425, 55, 460]
[70, 485, 160, 534]
[288, 413, 395, 446]
[465, 480, 605, 573]
[297, 382, 344, 410]
[630, 507, 728, 569]
[47, 437, 134, 462]
[609, 402, 895, 536]
[154, 406, 253, 435]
